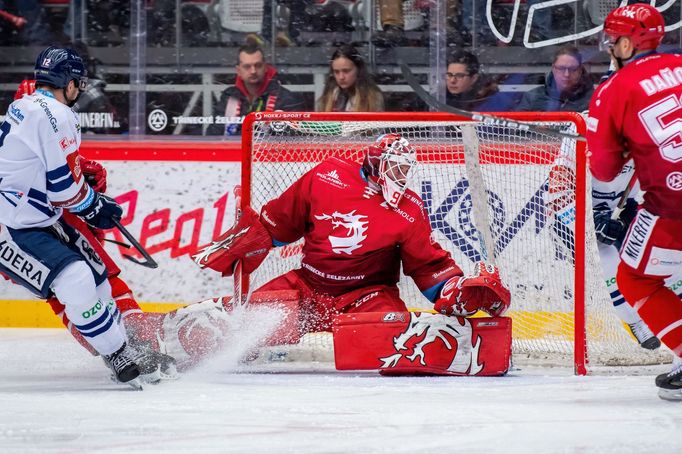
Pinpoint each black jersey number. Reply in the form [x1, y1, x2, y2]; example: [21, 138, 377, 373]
[0, 121, 10, 148]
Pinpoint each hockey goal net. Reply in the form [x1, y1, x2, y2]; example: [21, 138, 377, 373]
[240, 111, 670, 374]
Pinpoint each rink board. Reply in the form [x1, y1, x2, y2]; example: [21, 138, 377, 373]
[0, 139, 580, 342]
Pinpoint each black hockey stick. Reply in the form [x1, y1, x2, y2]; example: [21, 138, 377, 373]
[398, 62, 586, 143]
[611, 172, 637, 220]
[102, 237, 132, 248]
[111, 218, 158, 269]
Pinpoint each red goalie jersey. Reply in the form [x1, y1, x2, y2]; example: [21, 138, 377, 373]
[260, 156, 462, 297]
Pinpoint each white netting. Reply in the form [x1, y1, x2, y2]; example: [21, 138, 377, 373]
[244, 114, 671, 372]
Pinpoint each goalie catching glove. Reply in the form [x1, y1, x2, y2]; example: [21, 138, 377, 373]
[192, 205, 272, 276]
[433, 262, 511, 317]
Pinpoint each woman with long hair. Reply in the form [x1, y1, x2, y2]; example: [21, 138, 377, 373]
[317, 44, 384, 112]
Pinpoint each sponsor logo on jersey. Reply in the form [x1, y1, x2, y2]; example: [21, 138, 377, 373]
[34, 97, 58, 133]
[67, 152, 82, 182]
[316, 169, 348, 189]
[301, 262, 365, 281]
[666, 172, 682, 191]
[378, 312, 483, 375]
[401, 191, 423, 209]
[380, 199, 418, 223]
[646, 246, 682, 276]
[8, 105, 24, 122]
[622, 209, 657, 269]
[314, 210, 368, 254]
[638, 66, 682, 96]
[432, 265, 457, 280]
[59, 136, 76, 151]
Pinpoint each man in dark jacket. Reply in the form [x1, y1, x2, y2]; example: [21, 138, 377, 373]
[515, 45, 595, 113]
[410, 50, 517, 113]
[208, 44, 305, 136]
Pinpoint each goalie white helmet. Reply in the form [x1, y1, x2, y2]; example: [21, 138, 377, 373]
[364, 133, 418, 208]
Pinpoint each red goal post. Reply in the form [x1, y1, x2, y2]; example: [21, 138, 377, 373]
[240, 111, 669, 374]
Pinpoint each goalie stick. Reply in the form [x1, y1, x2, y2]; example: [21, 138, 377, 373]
[231, 184, 255, 307]
[397, 61, 586, 143]
[233, 185, 244, 306]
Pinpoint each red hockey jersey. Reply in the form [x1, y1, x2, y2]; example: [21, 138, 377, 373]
[260, 157, 462, 297]
[587, 52, 682, 219]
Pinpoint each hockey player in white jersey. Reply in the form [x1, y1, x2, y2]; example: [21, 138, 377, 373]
[0, 46, 175, 388]
[590, 163, 677, 350]
[549, 151, 678, 350]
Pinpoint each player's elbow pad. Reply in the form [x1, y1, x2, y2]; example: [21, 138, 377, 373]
[192, 205, 273, 276]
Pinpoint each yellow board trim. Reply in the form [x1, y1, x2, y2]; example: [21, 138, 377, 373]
[0, 299, 576, 340]
[0, 299, 185, 328]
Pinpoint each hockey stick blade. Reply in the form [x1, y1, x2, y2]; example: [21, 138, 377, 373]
[111, 218, 158, 269]
[398, 62, 586, 143]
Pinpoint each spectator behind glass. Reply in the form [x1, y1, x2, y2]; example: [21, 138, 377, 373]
[443, 50, 507, 111]
[317, 45, 384, 112]
[0, 0, 54, 45]
[515, 45, 595, 112]
[410, 50, 514, 112]
[207, 44, 305, 135]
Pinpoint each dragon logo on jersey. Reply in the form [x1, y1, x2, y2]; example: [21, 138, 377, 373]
[314, 210, 368, 255]
[379, 312, 483, 375]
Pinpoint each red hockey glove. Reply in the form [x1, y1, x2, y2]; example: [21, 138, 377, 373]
[192, 205, 272, 276]
[434, 262, 511, 317]
[81, 158, 108, 193]
[14, 79, 36, 99]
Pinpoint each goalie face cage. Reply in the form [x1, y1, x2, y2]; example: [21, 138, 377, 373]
[241, 112, 671, 374]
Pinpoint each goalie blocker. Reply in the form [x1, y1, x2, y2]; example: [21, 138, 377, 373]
[192, 205, 272, 276]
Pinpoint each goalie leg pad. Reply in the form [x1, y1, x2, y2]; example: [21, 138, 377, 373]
[192, 205, 272, 276]
[333, 311, 512, 376]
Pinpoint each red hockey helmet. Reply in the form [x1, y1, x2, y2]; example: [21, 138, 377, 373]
[602, 3, 665, 51]
[364, 133, 417, 208]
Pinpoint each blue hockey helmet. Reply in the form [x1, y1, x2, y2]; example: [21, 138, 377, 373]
[34, 46, 88, 90]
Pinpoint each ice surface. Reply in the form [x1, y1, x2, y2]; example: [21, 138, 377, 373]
[1, 328, 680, 454]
